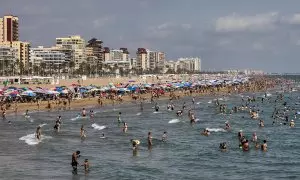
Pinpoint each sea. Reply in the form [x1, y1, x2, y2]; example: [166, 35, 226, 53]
[1, 82, 300, 180]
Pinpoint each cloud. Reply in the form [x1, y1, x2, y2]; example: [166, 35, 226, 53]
[146, 22, 192, 39]
[92, 16, 115, 28]
[282, 13, 300, 24]
[215, 12, 279, 32]
[21, 5, 51, 15]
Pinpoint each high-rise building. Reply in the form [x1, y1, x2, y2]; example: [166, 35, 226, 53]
[0, 15, 19, 42]
[0, 46, 18, 74]
[137, 48, 165, 71]
[148, 51, 165, 70]
[85, 38, 103, 65]
[0, 41, 30, 69]
[103, 47, 130, 62]
[56, 35, 85, 69]
[136, 48, 148, 71]
[30, 46, 70, 67]
[176, 57, 201, 72]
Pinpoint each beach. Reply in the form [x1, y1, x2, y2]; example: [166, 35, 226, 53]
[3, 75, 274, 115]
[0, 76, 299, 179]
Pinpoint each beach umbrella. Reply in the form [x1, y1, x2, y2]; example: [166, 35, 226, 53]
[21, 90, 36, 97]
[61, 89, 69, 94]
[90, 88, 99, 92]
[8, 90, 19, 97]
[7, 86, 17, 90]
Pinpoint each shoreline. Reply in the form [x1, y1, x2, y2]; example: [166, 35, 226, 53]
[5, 78, 276, 116]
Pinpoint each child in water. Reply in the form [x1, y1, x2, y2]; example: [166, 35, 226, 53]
[82, 159, 90, 173]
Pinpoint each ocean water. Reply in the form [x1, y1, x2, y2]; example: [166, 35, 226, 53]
[1, 89, 300, 180]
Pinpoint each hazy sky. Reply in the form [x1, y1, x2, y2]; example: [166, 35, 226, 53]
[2, 0, 300, 72]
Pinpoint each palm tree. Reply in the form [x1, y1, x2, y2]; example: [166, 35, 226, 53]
[40, 62, 46, 76]
[69, 61, 75, 76]
[19, 61, 25, 75]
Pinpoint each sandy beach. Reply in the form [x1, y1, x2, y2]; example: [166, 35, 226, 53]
[5, 76, 275, 115]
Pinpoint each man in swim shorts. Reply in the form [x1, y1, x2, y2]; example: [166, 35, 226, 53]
[71, 151, 81, 173]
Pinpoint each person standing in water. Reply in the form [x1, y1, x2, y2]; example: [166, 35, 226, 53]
[140, 101, 144, 111]
[82, 108, 86, 117]
[252, 132, 258, 142]
[117, 112, 122, 123]
[90, 110, 94, 118]
[290, 120, 295, 127]
[261, 140, 267, 151]
[80, 125, 86, 139]
[154, 103, 159, 112]
[162, 132, 167, 142]
[123, 122, 128, 132]
[36, 126, 42, 140]
[148, 132, 153, 148]
[54, 116, 62, 132]
[71, 151, 81, 174]
[82, 159, 90, 173]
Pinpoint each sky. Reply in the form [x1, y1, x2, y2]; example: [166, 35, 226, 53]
[2, 0, 300, 73]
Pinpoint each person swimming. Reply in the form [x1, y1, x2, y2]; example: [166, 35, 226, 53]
[201, 129, 210, 136]
[176, 110, 183, 116]
[238, 130, 243, 140]
[36, 126, 42, 140]
[219, 142, 227, 151]
[131, 139, 140, 150]
[100, 133, 106, 139]
[225, 121, 231, 130]
[190, 113, 196, 124]
[259, 120, 265, 127]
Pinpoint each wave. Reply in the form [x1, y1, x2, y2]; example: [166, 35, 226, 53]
[136, 112, 142, 116]
[168, 119, 180, 124]
[206, 128, 226, 132]
[39, 123, 47, 127]
[91, 123, 106, 130]
[196, 102, 201, 104]
[153, 111, 161, 114]
[70, 115, 86, 121]
[19, 133, 52, 145]
[266, 93, 272, 97]
[208, 100, 212, 104]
